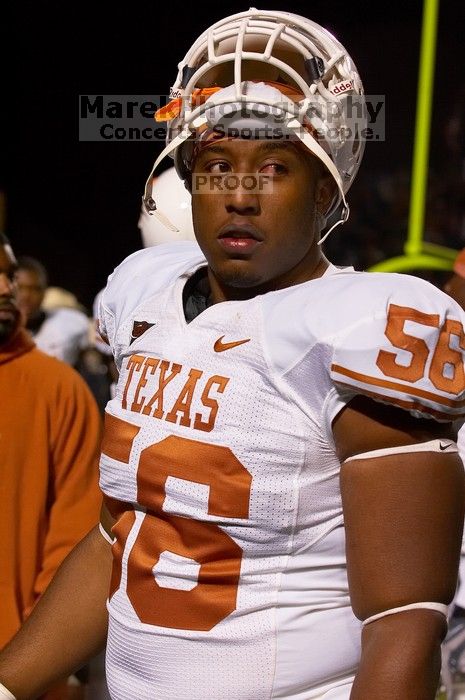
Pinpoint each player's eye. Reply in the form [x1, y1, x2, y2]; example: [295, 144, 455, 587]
[259, 162, 288, 175]
[205, 161, 231, 174]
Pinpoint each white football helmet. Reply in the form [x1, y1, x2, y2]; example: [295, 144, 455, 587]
[143, 8, 367, 238]
[138, 168, 195, 247]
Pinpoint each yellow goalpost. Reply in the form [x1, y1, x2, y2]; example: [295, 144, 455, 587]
[368, 0, 457, 273]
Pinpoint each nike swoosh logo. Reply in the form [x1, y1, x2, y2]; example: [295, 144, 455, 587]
[439, 442, 450, 451]
[214, 336, 251, 353]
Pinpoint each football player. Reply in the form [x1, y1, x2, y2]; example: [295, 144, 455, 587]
[0, 9, 464, 700]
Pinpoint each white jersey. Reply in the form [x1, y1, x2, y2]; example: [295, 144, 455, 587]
[98, 242, 465, 700]
[33, 307, 89, 365]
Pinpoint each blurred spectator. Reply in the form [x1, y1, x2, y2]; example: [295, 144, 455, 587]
[42, 286, 86, 312]
[16, 257, 90, 365]
[15, 255, 47, 328]
[75, 290, 118, 413]
[0, 233, 102, 697]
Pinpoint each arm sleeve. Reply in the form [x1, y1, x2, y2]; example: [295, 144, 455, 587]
[31, 369, 102, 603]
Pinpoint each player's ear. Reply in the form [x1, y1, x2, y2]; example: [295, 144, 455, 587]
[315, 170, 337, 218]
[184, 173, 193, 194]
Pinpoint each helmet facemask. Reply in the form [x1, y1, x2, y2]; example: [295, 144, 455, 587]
[143, 8, 367, 242]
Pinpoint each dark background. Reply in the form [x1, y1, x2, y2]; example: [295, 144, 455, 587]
[4, 1, 463, 310]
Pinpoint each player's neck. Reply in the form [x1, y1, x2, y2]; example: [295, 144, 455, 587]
[207, 254, 330, 304]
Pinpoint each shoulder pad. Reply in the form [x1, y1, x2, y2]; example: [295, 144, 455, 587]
[330, 273, 465, 421]
[98, 242, 204, 349]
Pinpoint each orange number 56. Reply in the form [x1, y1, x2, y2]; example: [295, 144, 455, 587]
[376, 304, 465, 393]
[102, 414, 252, 631]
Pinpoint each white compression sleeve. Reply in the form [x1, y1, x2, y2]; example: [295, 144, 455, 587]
[0, 682, 16, 700]
[343, 439, 457, 463]
[362, 602, 449, 626]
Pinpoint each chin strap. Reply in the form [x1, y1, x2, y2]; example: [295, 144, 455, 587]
[285, 118, 349, 245]
[317, 205, 350, 245]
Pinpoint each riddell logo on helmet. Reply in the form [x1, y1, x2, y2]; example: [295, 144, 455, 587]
[329, 80, 355, 96]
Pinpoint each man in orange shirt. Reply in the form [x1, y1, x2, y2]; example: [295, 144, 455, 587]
[0, 233, 102, 693]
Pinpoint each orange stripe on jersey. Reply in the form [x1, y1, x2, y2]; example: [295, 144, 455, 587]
[101, 413, 141, 462]
[331, 364, 465, 408]
[334, 380, 465, 421]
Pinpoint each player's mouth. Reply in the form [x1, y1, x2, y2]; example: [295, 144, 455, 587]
[217, 224, 264, 254]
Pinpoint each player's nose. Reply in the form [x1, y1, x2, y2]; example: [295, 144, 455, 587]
[224, 179, 260, 216]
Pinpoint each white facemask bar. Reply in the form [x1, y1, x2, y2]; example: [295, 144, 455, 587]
[173, 10, 355, 143]
[181, 30, 340, 107]
[176, 14, 360, 158]
[182, 9, 347, 84]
